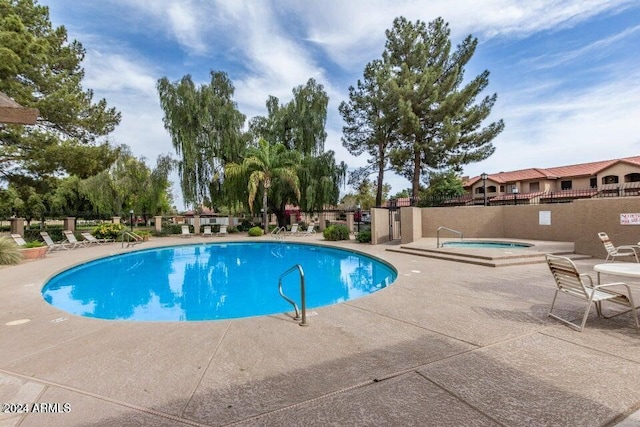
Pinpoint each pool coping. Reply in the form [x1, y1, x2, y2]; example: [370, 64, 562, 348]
[2, 234, 640, 426]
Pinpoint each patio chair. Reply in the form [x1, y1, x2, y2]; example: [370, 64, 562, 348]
[80, 232, 114, 245]
[217, 225, 228, 237]
[287, 224, 299, 236]
[202, 226, 213, 237]
[63, 230, 87, 248]
[40, 231, 69, 251]
[302, 223, 316, 234]
[598, 232, 640, 263]
[11, 234, 27, 246]
[545, 254, 639, 331]
[181, 225, 193, 238]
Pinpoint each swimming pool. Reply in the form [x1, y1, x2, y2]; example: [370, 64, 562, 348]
[441, 241, 532, 249]
[42, 242, 397, 321]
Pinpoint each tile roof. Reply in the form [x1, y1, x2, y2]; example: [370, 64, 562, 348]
[464, 156, 640, 186]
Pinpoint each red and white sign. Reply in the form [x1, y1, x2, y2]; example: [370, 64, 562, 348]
[620, 213, 640, 225]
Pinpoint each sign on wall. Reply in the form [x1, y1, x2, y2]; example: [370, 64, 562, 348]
[620, 213, 640, 225]
[539, 211, 551, 226]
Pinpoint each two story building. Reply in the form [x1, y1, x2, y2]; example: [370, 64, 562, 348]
[463, 156, 640, 206]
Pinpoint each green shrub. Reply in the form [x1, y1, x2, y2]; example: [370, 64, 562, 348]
[237, 220, 254, 232]
[248, 226, 264, 237]
[93, 223, 124, 239]
[23, 240, 45, 248]
[355, 230, 372, 243]
[227, 226, 238, 233]
[323, 224, 350, 241]
[0, 237, 23, 265]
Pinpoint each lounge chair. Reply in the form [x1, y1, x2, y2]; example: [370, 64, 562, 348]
[80, 232, 113, 245]
[287, 224, 299, 236]
[63, 230, 87, 248]
[11, 234, 27, 246]
[202, 226, 213, 237]
[40, 231, 69, 251]
[598, 232, 640, 263]
[545, 254, 639, 331]
[302, 223, 316, 234]
[217, 225, 228, 237]
[181, 225, 193, 237]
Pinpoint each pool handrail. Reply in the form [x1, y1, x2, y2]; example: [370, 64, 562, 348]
[277, 264, 307, 326]
[437, 226, 463, 248]
[121, 230, 143, 248]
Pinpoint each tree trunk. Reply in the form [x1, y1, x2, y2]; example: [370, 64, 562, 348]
[376, 156, 385, 207]
[262, 189, 268, 233]
[412, 148, 421, 199]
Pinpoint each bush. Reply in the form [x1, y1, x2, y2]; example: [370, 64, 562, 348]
[355, 230, 372, 243]
[248, 226, 264, 237]
[93, 223, 124, 239]
[23, 240, 45, 248]
[323, 224, 350, 241]
[0, 237, 23, 265]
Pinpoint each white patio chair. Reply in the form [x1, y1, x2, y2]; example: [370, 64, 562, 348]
[40, 231, 69, 251]
[546, 254, 639, 331]
[80, 232, 113, 245]
[11, 234, 27, 246]
[181, 225, 193, 237]
[202, 226, 213, 237]
[598, 232, 640, 263]
[63, 230, 87, 248]
[217, 225, 228, 237]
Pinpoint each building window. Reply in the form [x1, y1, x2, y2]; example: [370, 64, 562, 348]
[499, 185, 505, 192]
[475, 187, 485, 194]
[506, 184, 516, 193]
[487, 185, 497, 193]
[624, 173, 640, 183]
[529, 182, 539, 192]
[602, 175, 619, 184]
[561, 180, 572, 190]
[590, 177, 597, 188]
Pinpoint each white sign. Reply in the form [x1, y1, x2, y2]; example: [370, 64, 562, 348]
[620, 213, 640, 225]
[539, 211, 551, 226]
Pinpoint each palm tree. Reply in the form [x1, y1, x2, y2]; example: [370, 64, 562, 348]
[225, 139, 301, 232]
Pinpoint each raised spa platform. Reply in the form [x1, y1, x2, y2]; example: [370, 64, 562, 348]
[387, 238, 590, 267]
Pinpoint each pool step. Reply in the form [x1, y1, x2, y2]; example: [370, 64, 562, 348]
[386, 246, 590, 268]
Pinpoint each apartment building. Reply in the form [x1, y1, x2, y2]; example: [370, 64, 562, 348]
[463, 156, 640, 205]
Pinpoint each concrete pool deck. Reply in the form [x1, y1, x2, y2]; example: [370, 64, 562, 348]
[2, 235, 640, 426]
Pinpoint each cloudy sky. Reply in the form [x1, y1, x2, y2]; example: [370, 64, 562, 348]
[46, 0, 640, 208]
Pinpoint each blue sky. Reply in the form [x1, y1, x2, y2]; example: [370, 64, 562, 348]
[46, 1, 640, 207]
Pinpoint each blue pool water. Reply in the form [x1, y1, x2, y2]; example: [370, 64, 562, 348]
[42, 242, 397, 321]
[442, 241, 532, 249]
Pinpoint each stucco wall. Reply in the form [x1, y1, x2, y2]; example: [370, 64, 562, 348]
[400, 207, 422, 244]
[371, 208, 390, 245]
[421, 206, 504, 238]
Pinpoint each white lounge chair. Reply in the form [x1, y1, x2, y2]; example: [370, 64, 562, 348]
[287, 224, 299, 236]
[80, 232, 113, 245]
[40, 231, 69, 251]
[11, 234, 27, 246]
[598, 232, 640, 263]
[546, 254, 639, 331]
[217, 225, 228, 237]
[181, 225, 193, 237]
[202, 226, 213, 237]
[302, 223, 316, 234]
[63, 230, 87, 248]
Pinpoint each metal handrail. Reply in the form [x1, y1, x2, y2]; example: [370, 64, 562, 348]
[437, 226, 463, 248]
[121, 230, 143, 248]
[271, 226, 286, 235]
[277, 264, 307, 326]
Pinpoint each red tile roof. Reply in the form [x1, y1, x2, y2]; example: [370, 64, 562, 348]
[464, 156, 640, 186]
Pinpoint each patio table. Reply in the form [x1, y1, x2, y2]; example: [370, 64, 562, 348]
[594, 262, 640, 282]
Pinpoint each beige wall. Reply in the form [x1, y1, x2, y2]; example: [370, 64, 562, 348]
[422, 206, 504, 238]
[599, 162, 637, 184]
[400, 207, 422, 244]
[371, 208, 390, 244]
[415, 197, 640, 259]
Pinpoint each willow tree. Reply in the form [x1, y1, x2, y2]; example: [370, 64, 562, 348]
[225, 139, 301, 233]
[0, 0, 121, 187]
[157, 71, 246, 208]
[383, 17, 504, 199]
